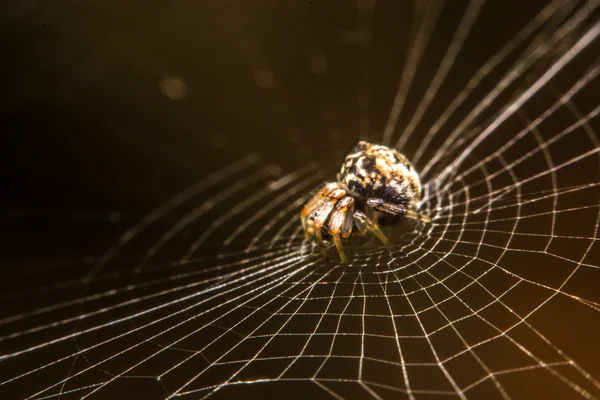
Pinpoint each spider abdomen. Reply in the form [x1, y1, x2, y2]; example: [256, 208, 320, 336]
[338, 141, 421, 208]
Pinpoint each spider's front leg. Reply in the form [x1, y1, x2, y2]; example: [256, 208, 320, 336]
[301, 184, 346, 259]
[301, 183, 337, 241]
[328, 196, 354, 264]
[366, 198, 431, 223]
[301, 204, 333, 259]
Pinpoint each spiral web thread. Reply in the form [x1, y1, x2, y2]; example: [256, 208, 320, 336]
[2, 1, 600, 399]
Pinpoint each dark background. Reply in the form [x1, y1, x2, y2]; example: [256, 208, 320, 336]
[1, 0, 552, 259]
[2, 1, 600, 399]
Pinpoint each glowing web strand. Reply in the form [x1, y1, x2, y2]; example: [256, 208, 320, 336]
[421, 2, 597, 179]
[381, 0, 445, 146]
[411, 0, 567, 167]
[434, 19, 600, 190]
[396, 0, 485, 150]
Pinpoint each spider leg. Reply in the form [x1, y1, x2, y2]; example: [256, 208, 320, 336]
[301, 206, 326, 256]
[328, 196, 354, 264]
[300, 183, 349, 260]
[301, 183, 339, 240]
[312, 193, 345, 255]
[301, 196, 324, 241]
[300, 213, 310, 241]
[354, 210, 389, 246]
[313, 232, 328, 259]
[406, 209, 431, 223]
[366, 198, 431, 223]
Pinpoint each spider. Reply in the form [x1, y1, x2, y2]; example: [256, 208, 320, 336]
[301, 141, 430, 263]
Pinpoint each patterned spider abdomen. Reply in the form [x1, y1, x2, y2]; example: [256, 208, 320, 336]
[338, 141, 422, 208]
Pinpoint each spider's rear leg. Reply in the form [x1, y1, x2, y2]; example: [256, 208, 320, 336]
[366, 198, 431, 223]
[328, 196, 354, 264]
[354, 210, 389, 246]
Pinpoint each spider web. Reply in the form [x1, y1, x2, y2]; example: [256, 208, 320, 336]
[2, 1, 600, 399]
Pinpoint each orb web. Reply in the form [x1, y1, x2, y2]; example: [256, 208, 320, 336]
[2, 1, 600, 399]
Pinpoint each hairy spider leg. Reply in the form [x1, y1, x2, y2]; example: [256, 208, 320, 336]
[301, 184, 347, 259]
[328, 196, 354, 264]
[354, 210, 389, 246]
[301, 183, 336, 240]
[311, 197, 339, 258]
[301, 201, 327, 257]
[300, 206, 317, 241]
[301, 200, 319, 241]
[406, 209, 431, 223]
[366, 198, 431, 223]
